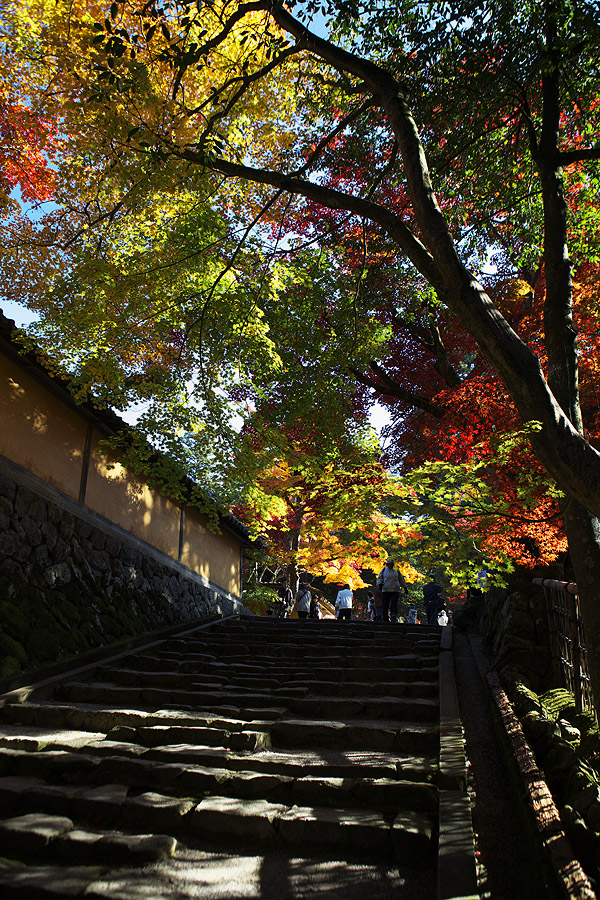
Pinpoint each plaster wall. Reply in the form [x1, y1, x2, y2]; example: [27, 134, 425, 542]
[0, 353, 86, 500]
[182, 506, 240, 596]
[85, 433, 181, 560]
[0, 349, 245, 598]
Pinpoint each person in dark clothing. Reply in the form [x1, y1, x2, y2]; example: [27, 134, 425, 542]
[373, 586, 383, 622]
[423, 580, 445, 625]
[376, 559, 408, 623]
[277, 581, 294, 618]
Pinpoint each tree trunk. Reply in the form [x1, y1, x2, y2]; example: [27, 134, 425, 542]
[560, 500, 600, 717]
[538, 2, 600, 713]
[288, 526, 301, 597]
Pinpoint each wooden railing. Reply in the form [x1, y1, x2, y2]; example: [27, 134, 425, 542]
[533, 578, 595, 716]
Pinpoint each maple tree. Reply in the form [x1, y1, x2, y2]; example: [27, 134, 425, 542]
[0, 6, 57, 211]
[364, 282, 553, 573]
[383, 263, 600, 575]
[0, 96, 56, 209]
[233, 427, 422, 593]
[3, 2, 600, 701]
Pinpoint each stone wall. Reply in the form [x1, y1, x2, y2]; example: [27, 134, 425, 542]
[454, 585, 554, 693]
[0, 459, 251, 679]
[479, 587, 553, 692]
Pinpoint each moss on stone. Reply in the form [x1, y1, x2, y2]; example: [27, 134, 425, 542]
[52, 608, 70, 630]
[100, 614, 119, 636]
[59, 631, 85, 655]
[0, 633, 28, 665]
[510, 679, 600, 853]
[62, 582, 84, 604]
[25, 628, 64, 663]
[56, 598, 81, 626]
[116, 610, 137, 636]
[0, 600, 29, 635]
[0, 655, 21, 679]
[20, 585, 45, 605]
[511, 681, 544, 716]
[80, 622, 101, 643]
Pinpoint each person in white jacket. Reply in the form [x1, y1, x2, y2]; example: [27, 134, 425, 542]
[295, 583, 312, 619]
[376, 559, 408, 623]
[335, 584, 353, 621]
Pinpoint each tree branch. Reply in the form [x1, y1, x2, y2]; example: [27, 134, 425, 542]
[559, 146, 600, 165]
[177, 150, 441, 288]
[350, 362, 446, 418]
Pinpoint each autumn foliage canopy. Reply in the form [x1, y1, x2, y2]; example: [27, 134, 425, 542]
[2, 0, 600, 591]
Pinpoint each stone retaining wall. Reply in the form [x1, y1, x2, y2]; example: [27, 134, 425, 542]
[0, 460, 251, 678]
[454, 586, 553, 693]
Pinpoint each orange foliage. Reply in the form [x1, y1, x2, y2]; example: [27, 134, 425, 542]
[0, 95, 56, 204]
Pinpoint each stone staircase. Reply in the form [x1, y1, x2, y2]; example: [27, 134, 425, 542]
[0, 617, 458, 899]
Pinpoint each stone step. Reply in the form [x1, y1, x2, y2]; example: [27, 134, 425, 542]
[51, 683, 439, 722]
[0, 853, 435, 900]
[202, 622, 442, 639]
[53, 682, 304, 709]
[0, 809, 177, 864]
[122, 653, 440, 678]
[163, 639, 439, 656]
[160, 643, 441, 662]
[287, 696, 439, 721]
[0, 861, 99, 899]
[107, 723, 271, 751]
[202, 630, 443, 645]
[0, 616, 444, 891]
[264, 718, 438, 753]
[314, 681, 439, 699]
[144, 747, 438, 784]
[1, 701, 277, 733]
[90, 665, 440, 695]
[0, 707, 271, 750]
[0, 780, 435, 866]
[101, 714, 436, 754]
[0, 744, 437, 786]
[0, 711, 436, 758]
[0, 723, 106, 752]
[0, 752, 437, 813]
[44, 678, 439, 721]
[188, 796, 434, 861]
